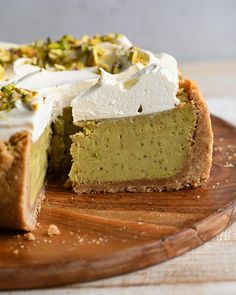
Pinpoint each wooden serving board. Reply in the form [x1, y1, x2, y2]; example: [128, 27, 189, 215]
[0, 115, 236, 290]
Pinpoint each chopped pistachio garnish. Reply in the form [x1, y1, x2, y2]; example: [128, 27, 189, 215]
[86, 45, 105, 67]
[0, 65, 5, 80]
[0, 84, 38, 112]
[123, 77, 139, 90]
[128, 46, 150, 65]
[0, 49, 12, 63]
[0, 34, 125, 75]
[178, 69, 184, 82]
[111, 61, 122, 74]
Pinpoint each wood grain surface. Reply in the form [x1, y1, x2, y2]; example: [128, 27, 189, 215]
[0, 115, 236, 290]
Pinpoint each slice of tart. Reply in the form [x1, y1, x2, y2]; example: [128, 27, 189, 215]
[0, 34, 213, 230]
[69, 69, 212, 193]
[0, 72, 97, 230]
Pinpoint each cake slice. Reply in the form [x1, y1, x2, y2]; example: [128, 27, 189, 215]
[0, 72, 97, 230]
[69, 78, 212, 193]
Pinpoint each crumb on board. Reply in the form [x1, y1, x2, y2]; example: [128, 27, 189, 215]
[13, 249, 19, 255]
[47, 224, 61, 237]
[224, 163, 234, 168]
[214, 146, 223, 152]
[24, 233, 35, 241]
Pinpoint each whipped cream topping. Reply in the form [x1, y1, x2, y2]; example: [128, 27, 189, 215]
[0, 42, 18, 49]
[13, 58, 41, 79]
[0, 34, 180, 142]
[115, 35, 133, 48]
[72, 53, 179, 122]
[0, 58, 41, 85]
[16, 68, 97, 90]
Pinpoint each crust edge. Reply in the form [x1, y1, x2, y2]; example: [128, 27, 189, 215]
[0, 131, 41, 231]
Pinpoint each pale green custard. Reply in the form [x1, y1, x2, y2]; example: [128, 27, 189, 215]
[69, 97, 196, 184]
[49, 107, 81, 176]
[29, 125, 52, 205]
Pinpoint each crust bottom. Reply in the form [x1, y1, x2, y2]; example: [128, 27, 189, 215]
[73, 178, 205, 194]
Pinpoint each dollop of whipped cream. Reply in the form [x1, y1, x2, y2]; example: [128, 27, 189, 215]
[72, 52, 179, 122]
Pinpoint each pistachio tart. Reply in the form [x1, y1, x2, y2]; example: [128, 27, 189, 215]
[0, 34, 213, 230]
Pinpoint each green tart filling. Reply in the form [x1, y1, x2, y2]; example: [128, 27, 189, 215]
[69, 94, 196, 184]
[49, 107, 81, 176]
[29, 125, 52, 205]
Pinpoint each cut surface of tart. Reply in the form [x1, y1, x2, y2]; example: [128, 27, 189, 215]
[69, 79, 212, 193]
[0, 34, 213, 230]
